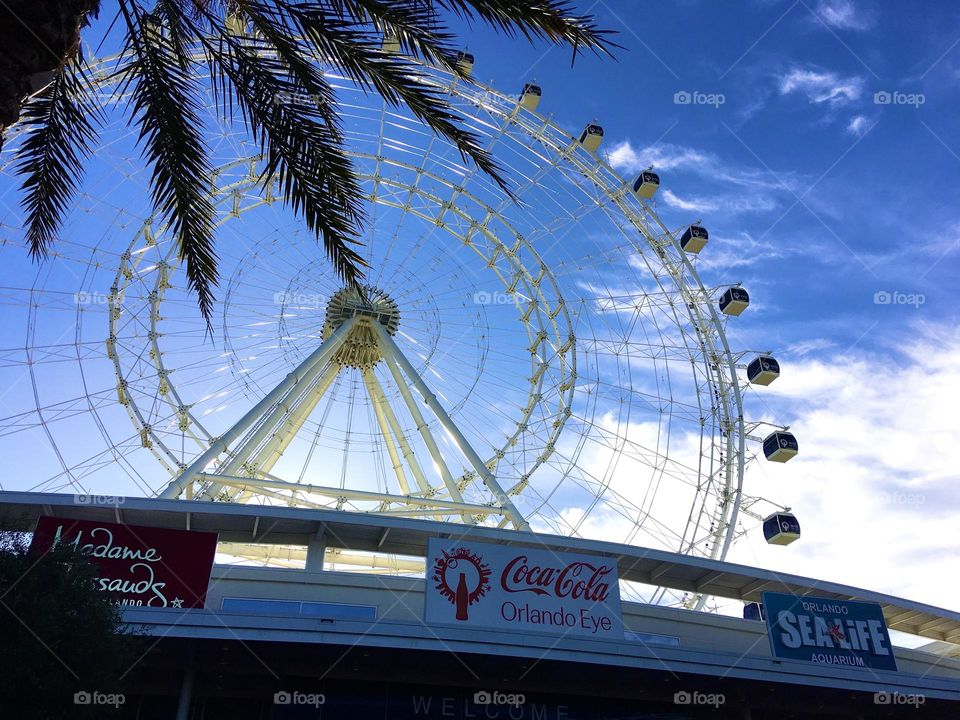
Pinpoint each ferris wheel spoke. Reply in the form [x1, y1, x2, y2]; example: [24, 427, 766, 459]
[0, 53, 799, 600]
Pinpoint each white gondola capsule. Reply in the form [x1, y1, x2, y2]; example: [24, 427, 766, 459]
[632, 170, 660, 199]
[381, 31, 400, 53]
[763, 512, 801, 545]
[719, 287, 749, 316]
[456, 51, 475, 76]
[763, 431, 798, 463]
[743, 602, 765, 621]
[747, 355, 780, 385]
[519, 83, 542, 112]
[679, 224, 708, 253]
[579, 124, 604, 153]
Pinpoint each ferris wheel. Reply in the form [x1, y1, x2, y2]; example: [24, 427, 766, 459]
[0, 50, 799, 607]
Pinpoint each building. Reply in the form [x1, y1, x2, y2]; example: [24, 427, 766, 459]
[2, 491, 958, 719]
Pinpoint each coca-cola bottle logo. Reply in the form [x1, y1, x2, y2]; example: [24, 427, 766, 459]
[433, 547, 491, 621]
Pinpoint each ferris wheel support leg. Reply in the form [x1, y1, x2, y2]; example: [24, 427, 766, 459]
[378, 334, 471, 525]
[210, 361, 342, 502]
[364, 368, 450, 523]
[371, 322, 531, 532]
[363, 368, 432, 494]
[201, 332, 352, 499]
[362, 369, 412, 497]
[244, 361, 342, 478]
[158, 318, 359, 500]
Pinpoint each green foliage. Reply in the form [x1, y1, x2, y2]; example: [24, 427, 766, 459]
[11, 0, 614, 324]
[0, 529, 141, 719]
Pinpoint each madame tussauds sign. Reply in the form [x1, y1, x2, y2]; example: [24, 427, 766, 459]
[30, 516, 217, 609]
[424, 538, 622, 638]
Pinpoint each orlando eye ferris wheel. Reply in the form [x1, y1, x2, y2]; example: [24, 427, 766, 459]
[0, 48, 801, 610]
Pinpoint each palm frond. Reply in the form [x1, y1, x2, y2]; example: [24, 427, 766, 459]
[11, 0, 613, 323]
[17, 61, 102, 260]
[118, 0, 218, 323]
[333, 0, 462, 71]
[280, 1, 509, 191]
[435, 0, 616, 53]
[194, 12, 369, 285]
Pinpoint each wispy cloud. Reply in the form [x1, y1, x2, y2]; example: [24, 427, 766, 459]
[662, 189, 778, 216]
[607, 141, 709, 173]
[695, 231, 786, 270]
[814, 0, 874, 31]
[730, 323, 960, 612]
[606, 140, 802, 219]
[660, 189, 718, 213]
[778, 67, 864, 105]
[784, 337, 836, 357]
[846, 114, 870, 136]
[606, 140, 800, 193]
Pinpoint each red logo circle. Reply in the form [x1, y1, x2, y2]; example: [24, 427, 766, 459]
[433, 547, 491, 621]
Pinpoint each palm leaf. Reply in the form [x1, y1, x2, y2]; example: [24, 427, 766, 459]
[334, 0, 463, 70]
[17, 61, 102, 260]
[118, 0, 218, 323]
[435, 0, 616, 52]
[11, 0, 614, 322]
[193, 13, 369, 285]
[280, 1, 509, 191]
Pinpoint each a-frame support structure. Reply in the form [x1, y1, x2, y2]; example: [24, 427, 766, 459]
[158, 287, 529, 531]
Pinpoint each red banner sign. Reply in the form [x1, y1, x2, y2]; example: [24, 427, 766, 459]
[30, 516, 218, 609]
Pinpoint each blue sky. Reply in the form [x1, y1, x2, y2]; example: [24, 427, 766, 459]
[0, 0, 958, 627]
[366, 0, 960, 616]
[479, 0, 960, 617]
[467, 0, 959, 346]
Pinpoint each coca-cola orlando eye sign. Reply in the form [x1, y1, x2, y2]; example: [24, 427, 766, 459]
[426, 539, 622, 638]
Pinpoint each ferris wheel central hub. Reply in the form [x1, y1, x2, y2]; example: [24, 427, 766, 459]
[323, 285, 400, 369]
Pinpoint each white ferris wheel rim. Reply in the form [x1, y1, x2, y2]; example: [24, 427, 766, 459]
[0, 49, 791, 608]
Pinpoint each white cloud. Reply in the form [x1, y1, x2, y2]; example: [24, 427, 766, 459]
[662, 189, 778, 216]
[846, 114, 870, 136]
[606, 141, 709, 173]
[606, 140, 801, 195]
[519, 323, 960, 624]
[661, 189, 719, 213]
[728, 323, 960, 618]
[784, 337, 835, 357]
[604, 141, 798, 224]
[696, 231, 786, 270]
[778, 68, 864, 105]
[814, 0, 873, 30]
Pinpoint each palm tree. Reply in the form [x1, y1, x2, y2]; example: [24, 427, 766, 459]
[1, 1, 612, 323]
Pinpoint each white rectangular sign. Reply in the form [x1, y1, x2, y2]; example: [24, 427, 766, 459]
[424, 537, 622, 639]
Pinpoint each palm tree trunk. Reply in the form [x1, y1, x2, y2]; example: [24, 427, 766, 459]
[0, 0, 100, 150]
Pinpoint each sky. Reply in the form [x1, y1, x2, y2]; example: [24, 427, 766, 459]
[454, 0, 960, 621]
[0, 0, 958, 638]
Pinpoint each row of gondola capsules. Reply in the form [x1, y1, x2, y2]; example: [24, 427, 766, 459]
[564, 98, 802, 547]
[411, 48, 802, 544]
